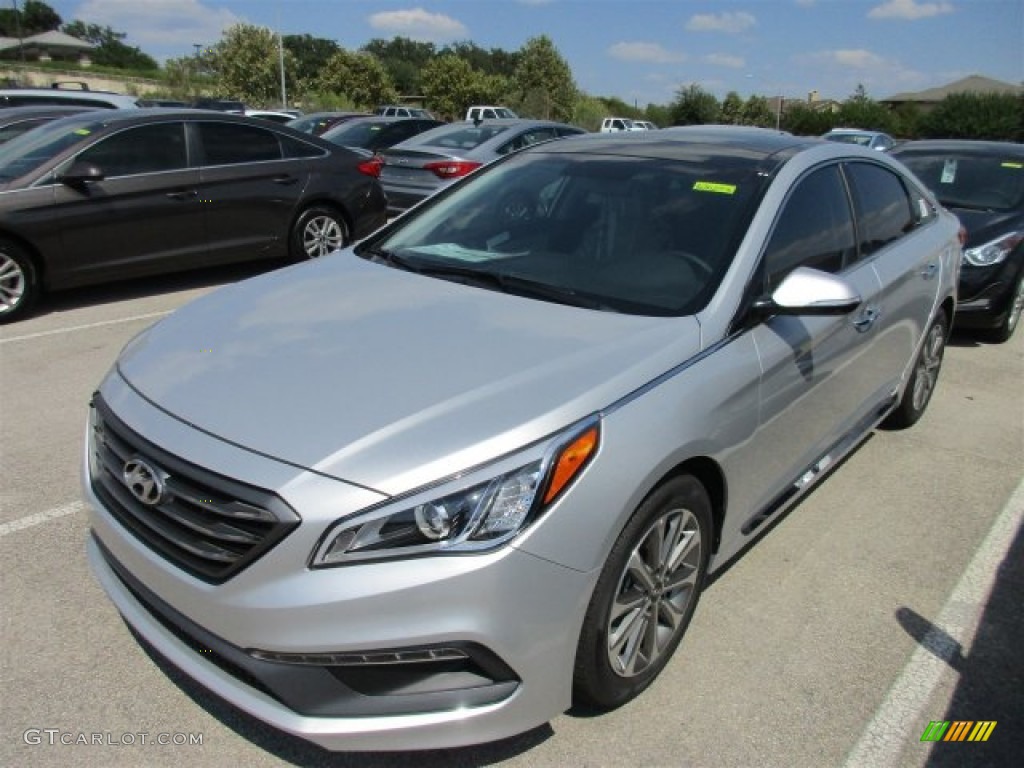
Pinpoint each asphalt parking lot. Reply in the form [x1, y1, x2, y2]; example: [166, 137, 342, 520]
[1, 263, 1021, 768]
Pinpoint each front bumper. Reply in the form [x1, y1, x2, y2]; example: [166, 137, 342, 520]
[84, 375, 595, 751]
[954, 259, 1022, 329]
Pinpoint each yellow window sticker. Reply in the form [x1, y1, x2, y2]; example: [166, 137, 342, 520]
[1001, 162, 1023, 169]
[73, 129, 91, 136]
[693, 181, 737, 194]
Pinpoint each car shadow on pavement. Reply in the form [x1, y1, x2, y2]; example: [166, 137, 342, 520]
[895, 517, 1024, 766]
[34, 260, 289, 317]
[129, 625, 553, 767]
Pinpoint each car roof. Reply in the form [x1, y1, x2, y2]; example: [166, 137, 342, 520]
[0, 88, 139, 108]
[0, 105, 93, 121]
[892, 139, 1024, 156]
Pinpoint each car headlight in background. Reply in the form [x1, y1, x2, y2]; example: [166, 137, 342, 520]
[963, 231, 1022, 267]
[312, 419, 600, 566]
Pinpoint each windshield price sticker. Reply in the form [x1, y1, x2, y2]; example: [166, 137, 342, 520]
[693, 181, 737, 194]
[940, 159, 957, 184]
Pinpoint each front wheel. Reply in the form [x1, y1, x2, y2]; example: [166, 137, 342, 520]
[290, 205, 349, 260]
[574, 474, 712, 709]
[883, 309, 948, 429]
[987, 274, 1023, 343]
[0, 239, 40, 324]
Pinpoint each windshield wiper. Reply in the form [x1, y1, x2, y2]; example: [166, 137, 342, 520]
[362, 246, 424, 273]
[416, 264, 617, 311]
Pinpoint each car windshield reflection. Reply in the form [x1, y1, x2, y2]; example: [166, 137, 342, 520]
[365, 152, 763, 316]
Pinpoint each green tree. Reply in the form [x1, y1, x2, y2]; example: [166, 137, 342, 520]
[512, 35, 576, 121]
[780, 102, 835, 136]
[420, 55, 504, 120]
[918, 92, 1023, 141]
[283, 34, 340, 95]
[644, 103, 672, 127]
[720, 92, 743, 125]
[316, 49, 397, 110]
[207, 23, 296, 106]
[743, 95, 776, 127]
[571, 93, 608, 131]
[669, 83, 720, 125]
[0, 0, 61, 36]
[362, 37, 437, 94]
[62, 21, 157, 70]
[836, 83, 896, 133]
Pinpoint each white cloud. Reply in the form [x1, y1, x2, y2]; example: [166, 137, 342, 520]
[608, 42, 686, 64]
[795, 49, 927, 95]
[367, 8, 468, 42]
[76, 0, 241, 49]
[868, 0, 955, 20]
[686, 12, 757, 34]
[705, 53, 745, 69]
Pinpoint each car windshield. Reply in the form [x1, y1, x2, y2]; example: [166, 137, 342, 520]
[0, 117, 103, 181]
[825, 132, 872, 146]
[418, 125, 510, 151]
[897, 150, 1024, 212]
[362, 150, 763, 316]
[323, 121, 388, 147]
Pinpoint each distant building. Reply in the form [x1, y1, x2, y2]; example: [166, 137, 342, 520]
[882, 75, 1022, 112]
[0, 31, 94, 66]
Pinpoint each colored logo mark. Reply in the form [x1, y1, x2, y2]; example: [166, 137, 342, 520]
[920, 720, 997, 742]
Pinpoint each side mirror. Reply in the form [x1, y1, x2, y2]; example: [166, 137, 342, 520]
[58, 161, 104, 187]
[753, 266, 862, 317]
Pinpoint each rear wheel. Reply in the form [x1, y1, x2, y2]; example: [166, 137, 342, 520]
[0, 239, 39, 324]
[574, 474, 711, 709]
[883, 309, 948, 429]
[290, 205, 349, 260]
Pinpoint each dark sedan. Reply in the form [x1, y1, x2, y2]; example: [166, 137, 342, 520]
[0, 109, 387, 322]
[286, 111, 371, 136]
[893, 140, 1024, 342]
[320, 116, 444, 155]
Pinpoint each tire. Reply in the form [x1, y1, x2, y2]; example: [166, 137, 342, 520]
[883, 309, 948, 430]
[987, 274, 1023, 344]
[290, 205, 349, 260]
[0, 239, 39, 324]
[573, 474, 712, 709]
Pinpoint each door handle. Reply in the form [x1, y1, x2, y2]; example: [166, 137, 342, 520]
[166, 189, 198, 201]
[920, 262, 938, 280]
[852, 306, 880, 333]
[272, 175, 299, 185]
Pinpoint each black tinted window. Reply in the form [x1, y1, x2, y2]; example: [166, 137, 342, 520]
[280, 134, 325, 159]
[845, 162, 915, 256]
[198, 122, 282, 165]
[496, 127, 558, 156]
[77, 122, 188, 176]
[763, 165, 856, 291]
[896, 150, 1024, 212]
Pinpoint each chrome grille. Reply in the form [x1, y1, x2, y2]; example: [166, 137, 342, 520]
[89, 396, 299, 583]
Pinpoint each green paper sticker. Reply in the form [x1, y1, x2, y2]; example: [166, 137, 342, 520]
[1001, 162, 1022, 169]
[693, 181, 736, 194]
[73, 129, 91, 136]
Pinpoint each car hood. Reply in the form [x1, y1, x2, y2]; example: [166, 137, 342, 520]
[116, 253, 701, 496]
[947, 207, 1023, 249]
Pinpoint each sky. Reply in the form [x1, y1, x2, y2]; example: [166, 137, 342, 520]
[45, 0, 1024, 106]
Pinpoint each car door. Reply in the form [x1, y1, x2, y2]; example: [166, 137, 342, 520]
[844, 161, 945, 396]
[741, 164, 889, 515]
[49, 120, 205, 287]
[193, 119, 309, 262]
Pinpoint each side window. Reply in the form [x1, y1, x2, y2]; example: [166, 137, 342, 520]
[496, 127, 558, 156]
[198, 121, 282, 165]
[844, 162, 915, 257]
[279, 134, 325, 159]
[763, 165, 856, 292]
[77, 122, 188, 177]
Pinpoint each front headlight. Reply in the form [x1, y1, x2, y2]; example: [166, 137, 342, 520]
[963, 231, 1022, 267]
[312, 419, 600, 566]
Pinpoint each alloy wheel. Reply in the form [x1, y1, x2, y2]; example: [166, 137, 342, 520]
[911, 322, 945, 412]
[606, 507, 702, 678]
[302, 215, 345, 258]
[0, 251, 26, 313]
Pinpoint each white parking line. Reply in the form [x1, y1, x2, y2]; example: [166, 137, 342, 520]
[843, 477, 1024, 767]
[0, 311, 171, 344]
[0, 501, 87, 538]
